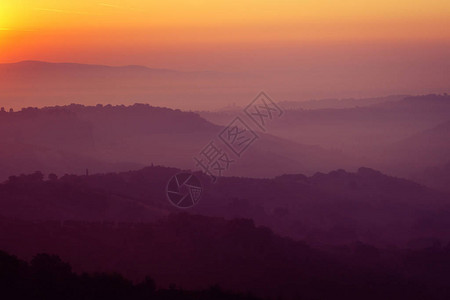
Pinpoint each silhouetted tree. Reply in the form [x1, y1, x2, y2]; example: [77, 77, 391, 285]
[48, 173, 58, 181]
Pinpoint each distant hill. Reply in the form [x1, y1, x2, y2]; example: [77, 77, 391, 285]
[373, 93, 450, 110]
[0, 60, 258, 110]
[413, 162, 450, 193]
[278, 95, 408, 110]
[200, 94, 450, 179]
[0, 60, 177, 76]
[202, 94, 450, 156]
[384, 119, 450, 173]
[0, 103, 352, 180]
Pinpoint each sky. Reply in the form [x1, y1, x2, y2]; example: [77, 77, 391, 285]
[0, 0, 449, 109]
[1, 1, 449, 69]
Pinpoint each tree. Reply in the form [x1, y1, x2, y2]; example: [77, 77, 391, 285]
[48, 173, 58, 181]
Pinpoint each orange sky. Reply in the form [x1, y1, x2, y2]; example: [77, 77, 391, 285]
[1, 0, 449, 70]
[0, 0, 449, 110]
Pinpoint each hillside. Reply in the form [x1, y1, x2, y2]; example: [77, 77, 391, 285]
[1, 214, 450, 300]
[385, 120, 450, 171]
[1, 166, 449, 247]
[0, 103, 352, 180]
[202, 94, 450, 158]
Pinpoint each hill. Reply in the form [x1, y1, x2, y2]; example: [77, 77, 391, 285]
[202, 94, 450, 157]
[413, 162, 450, 193]
[1, 166, 449, 247]
[1, 215, 450, 300]
[385, 120, 450, 172]
[278, 95, 408, 110]
[0, 103, 352, 180]
[0, 249, 262, 300]
[0, 60, 255, 110]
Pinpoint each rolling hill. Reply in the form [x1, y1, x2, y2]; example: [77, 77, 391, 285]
[0, 103, 353, 180]
[1, 166, 449, 247]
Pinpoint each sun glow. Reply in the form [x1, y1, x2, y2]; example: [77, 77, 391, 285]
[0, 1, 449, 65]
[0, 3, 15, 29]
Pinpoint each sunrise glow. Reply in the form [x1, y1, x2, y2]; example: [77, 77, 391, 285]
[0, 0, 449, 69]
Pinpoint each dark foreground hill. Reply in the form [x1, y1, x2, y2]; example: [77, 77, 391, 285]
[1, 166, 450, 299]
[0, 249, 261, 300]
[1, 215, 450, 300]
